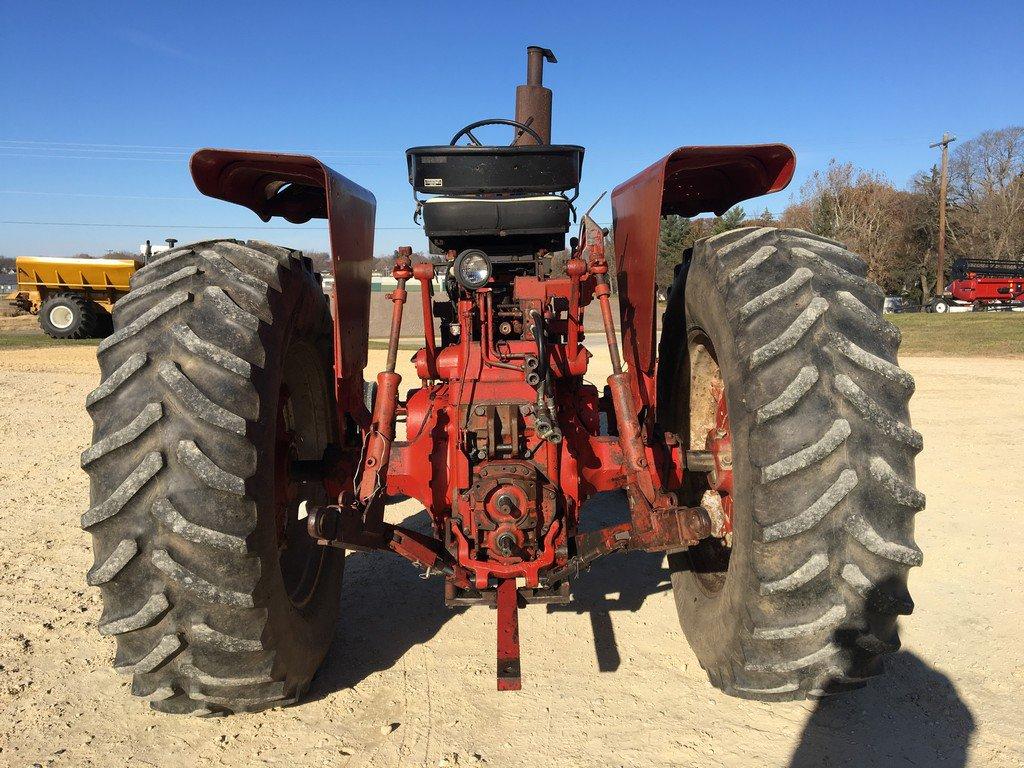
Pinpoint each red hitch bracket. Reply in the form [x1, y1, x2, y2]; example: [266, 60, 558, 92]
[496, 578, 522, 691]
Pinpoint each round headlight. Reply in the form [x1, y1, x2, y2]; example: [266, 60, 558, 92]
[453, 249, 491, 290]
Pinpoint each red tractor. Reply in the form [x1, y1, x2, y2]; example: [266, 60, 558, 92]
[82, 47, 923, 714]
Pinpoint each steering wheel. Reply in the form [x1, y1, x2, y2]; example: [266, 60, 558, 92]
[449, 118, 544, 147]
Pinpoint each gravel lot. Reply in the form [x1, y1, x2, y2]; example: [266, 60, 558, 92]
[0, 346, 1021, 767]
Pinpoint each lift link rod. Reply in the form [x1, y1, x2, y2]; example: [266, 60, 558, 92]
[581, 216, 712, 551]
[307, 504, 473, 590]
[414, 261, 440, 380]
[358, 248, 413, 525]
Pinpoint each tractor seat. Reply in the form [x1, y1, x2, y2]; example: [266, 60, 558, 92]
[421, 195, 571, 238]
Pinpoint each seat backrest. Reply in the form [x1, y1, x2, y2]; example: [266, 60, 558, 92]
[406, 145, 584, 196]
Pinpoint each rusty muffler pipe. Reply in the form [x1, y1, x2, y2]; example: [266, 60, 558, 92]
[526, 47, 546, 86]
[514, 46, 556, 145]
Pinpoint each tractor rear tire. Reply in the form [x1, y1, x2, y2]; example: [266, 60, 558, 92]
[660, 227, 923, 701]
[82, 239, 344, 714]
[39, 292, 99, 339]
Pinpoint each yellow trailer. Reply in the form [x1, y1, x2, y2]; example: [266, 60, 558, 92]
[7, 255, 139, 338]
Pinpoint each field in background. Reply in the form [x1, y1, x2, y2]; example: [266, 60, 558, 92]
[0, 335, 97, 351]
[0, 315, 100, 350]
[891, 313, 1024, 358]
[0, 295, 619, 351]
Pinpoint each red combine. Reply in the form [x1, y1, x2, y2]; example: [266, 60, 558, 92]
[930, 257, 1024, 312]
[82, 47, 923, 713]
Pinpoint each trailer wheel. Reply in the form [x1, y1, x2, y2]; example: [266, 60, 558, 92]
[38, 292, 99, 339]
[659, 227, 923, 701]
[82, 240, 344, 715]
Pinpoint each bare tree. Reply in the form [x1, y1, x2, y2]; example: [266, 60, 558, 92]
[779, 199, 814, 231]
[305, 251, 332, 273]
[772, 126, 1024, 302]
[786, 160, 908, 286]
[947, 126, 1024, 260]
[873, 187, 939, 303]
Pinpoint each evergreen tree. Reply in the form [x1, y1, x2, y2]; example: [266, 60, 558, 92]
[711, 206, 746, 235]
[656, 214, 692, 290]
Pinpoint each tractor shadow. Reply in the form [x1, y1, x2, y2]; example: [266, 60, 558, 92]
[788, 648, 975, 767]
[547, 490, 673, 672]
[307, 508, 465, 698]
[788, 576, 975, 766]
[308, 491, 669, 696]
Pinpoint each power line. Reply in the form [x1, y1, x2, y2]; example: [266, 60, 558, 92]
[0, 152, 188, 163]
[1, 218, 610, 232]
[0, 219, 425, 231]
[0, 190, 197, 201]
[0, 139, 397, 157]
[0, 145, 186, 155]
[0, 139, 196, 151]
[0, 151, 388, 165]
[0, 189, 409, 205]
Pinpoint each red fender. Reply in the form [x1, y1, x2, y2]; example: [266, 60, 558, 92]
[190, 149, 376, 412]
[609, 144, 796, 409]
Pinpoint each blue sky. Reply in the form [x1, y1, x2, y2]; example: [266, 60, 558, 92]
[2, 0, 1021, 257]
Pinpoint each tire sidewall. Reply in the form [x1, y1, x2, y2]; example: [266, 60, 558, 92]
[247, 264, 343, 689]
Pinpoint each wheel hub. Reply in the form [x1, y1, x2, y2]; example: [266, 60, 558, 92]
[704, 384, 734, 544]
[49, 305, 75, 329]
[684, 330, 735, 596]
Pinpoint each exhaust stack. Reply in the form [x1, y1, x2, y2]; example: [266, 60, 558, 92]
[514, 46, 556, 145]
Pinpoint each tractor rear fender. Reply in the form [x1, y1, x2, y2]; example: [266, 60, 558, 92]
[190, 149, 376, 408]
[610, 144, 795, 410]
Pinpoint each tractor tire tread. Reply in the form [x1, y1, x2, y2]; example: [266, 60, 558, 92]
[83, 239, 339, 715]
[668, 226, 922, 701]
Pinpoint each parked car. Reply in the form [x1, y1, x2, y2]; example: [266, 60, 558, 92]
[884, 295, 911, 313]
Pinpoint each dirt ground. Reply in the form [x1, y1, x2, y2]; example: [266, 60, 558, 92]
[0, 315, 37, 334]
[1, 345, 1022, 768]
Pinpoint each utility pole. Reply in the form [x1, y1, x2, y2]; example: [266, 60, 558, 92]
[930, 132, 956, 297]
